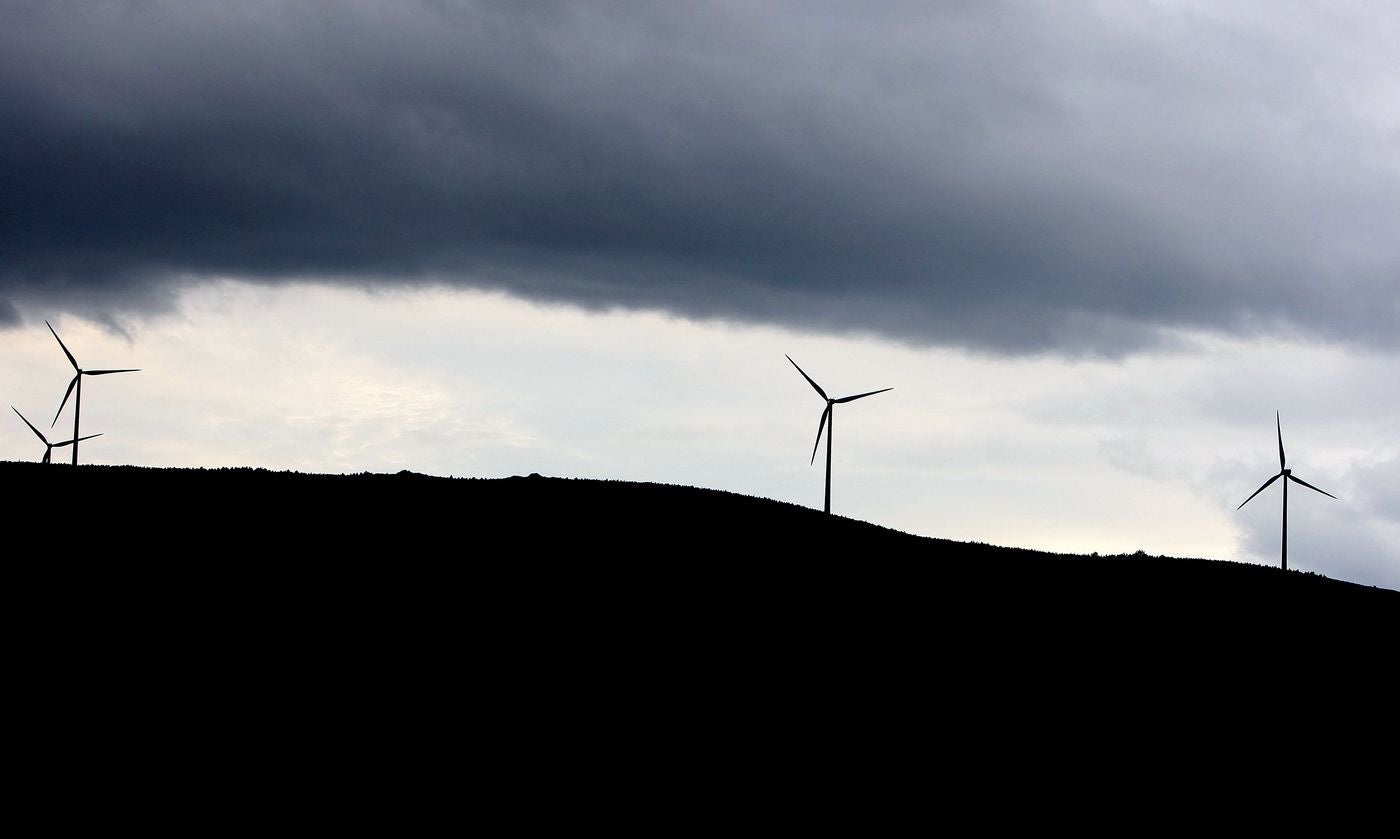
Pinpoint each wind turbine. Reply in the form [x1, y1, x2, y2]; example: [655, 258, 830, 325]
[46, 320, 139, 465]
[786, 355, 892, 516]
[1237, 411, 1337, 571]
[12, 407, 102, 464]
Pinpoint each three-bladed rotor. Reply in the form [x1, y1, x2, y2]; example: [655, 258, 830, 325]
[787, 355, 892, 464]
[47, 320, 140, 427]
[1238, 411, 1337, 511]
[12, 406, 102, 464]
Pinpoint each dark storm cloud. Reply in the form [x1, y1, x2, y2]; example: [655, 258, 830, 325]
[3, 1, 1398, 353]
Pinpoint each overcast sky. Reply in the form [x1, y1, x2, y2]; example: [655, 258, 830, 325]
[1, 2, 1396, 588]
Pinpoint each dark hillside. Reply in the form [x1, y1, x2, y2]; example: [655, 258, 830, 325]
[8, 462, 1393, 810]
[10, 460, 1394, 693]
[10, 462, 1392, 616]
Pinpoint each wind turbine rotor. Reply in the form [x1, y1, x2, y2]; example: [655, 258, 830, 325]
[53, 432, 103, 448]
[46, 320, 79, 371]
[12, 406, 49, 445]
[786, 355, 828, 401]
[834, 387, 893, 404]
[810, 404, 831, 465]
[1287, 473, 1337, 500]
[1237, 472, 1282, 510]
[52, 374, 80, 427]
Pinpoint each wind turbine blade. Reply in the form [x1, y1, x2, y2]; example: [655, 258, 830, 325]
[54, 433, 104, 447]
[12, 407, 48, 444]
[786, 355, 828, 400]
[1276, 410, 1286, 471]
[1237, 472, 1282, 510]
[834, 387, 893, 404]
[810, 404, 830, 465]
[52, 375, 79, 427]
[42, 448, 51, 464]
[46, 320, 79, 371]
[84, 368, 141, 375]
[1288, 474, 1337, 500]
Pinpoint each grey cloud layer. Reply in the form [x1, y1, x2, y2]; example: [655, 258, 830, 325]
[3, 1, 1398, 351]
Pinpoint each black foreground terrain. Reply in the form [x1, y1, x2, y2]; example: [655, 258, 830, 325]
[8, 462, 1394, 816]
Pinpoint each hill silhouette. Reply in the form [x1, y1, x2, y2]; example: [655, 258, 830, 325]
[8, 461, 1393, 814]
[10, 460, 1394, 684]
[9, 461, 1392, 609]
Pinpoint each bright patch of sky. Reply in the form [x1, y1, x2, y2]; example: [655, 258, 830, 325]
[4, 282, 1394, 589]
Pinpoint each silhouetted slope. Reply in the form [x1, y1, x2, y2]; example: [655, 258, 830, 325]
[8, 462, 1392, 811]
[9, 462, 1392, 606]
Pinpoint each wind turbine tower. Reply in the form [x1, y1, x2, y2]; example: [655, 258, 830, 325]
[46, 320, 139, 465]
[786, 355, 892, 516]
[1237, 411, 1337, 571]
